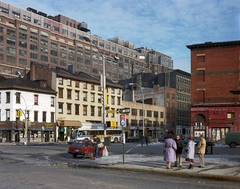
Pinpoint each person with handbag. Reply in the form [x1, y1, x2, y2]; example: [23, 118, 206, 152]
[185, 136, 196, 169]
[164, 133, 177, 169]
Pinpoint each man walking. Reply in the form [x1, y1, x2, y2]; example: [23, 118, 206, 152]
[197, 135, 206, 168]
[174, 135, 184, 168]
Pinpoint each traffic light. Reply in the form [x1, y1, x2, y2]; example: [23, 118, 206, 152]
[17, 110, 22, 117]
[106, 121, 111, 128]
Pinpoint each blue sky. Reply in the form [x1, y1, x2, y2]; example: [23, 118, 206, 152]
[5, 0, 240, 73]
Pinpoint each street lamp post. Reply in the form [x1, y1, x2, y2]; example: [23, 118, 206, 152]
[129, 83, 144, 137]
[16, 93, 28, 145]
[102, 55, 107, 138]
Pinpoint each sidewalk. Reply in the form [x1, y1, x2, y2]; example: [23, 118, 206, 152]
[64, 153, 240, 182]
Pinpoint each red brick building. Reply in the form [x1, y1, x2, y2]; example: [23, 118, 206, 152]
[187, 41, 240, 142]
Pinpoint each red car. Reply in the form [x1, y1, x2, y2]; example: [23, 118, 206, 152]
[68, 140, 105, 158]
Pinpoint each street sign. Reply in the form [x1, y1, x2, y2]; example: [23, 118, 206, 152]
[122, 108, 130, 114]
[120, 119, 125, 126]
[107, 109, 117, 114]
[120, 114, 125, 119]
[117, 108, 130, 114]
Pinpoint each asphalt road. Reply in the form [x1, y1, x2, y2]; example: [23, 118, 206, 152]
[0, 143, 239, 188]
[0, 156, 239, 189]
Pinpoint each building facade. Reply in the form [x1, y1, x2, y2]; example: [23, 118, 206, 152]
[122, 101, 165, 140]
[0, 1, 151, 80]
[54, 68, 123, 141]
[187, 40, 240, 141]
[0, 77, 56, 143]
[135, 47, 173, 74]
[120, 70, 191, 136]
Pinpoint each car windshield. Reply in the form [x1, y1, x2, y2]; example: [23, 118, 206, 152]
[71, 141, 89, 147]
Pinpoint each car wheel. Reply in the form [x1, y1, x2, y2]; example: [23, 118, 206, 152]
[230, 143, 237, 148]
[73, 154, 77, 158]
[114, 138, 118, 143]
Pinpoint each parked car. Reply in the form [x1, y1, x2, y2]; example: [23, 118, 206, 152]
[68, 140, 104, 158]
[225, 132, 240, 148]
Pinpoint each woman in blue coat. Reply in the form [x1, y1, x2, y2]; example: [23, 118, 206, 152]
[164, 133, 177, 169]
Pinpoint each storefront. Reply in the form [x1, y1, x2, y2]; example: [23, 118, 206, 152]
[0, 121, 56, 143]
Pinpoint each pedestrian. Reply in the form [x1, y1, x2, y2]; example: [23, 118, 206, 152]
[197, 135, 206, 168]
[185, 136, 196, 169]
[93, 135, 100, 158]
[164, 133, 177, 169]
[174, 135, 184, 168]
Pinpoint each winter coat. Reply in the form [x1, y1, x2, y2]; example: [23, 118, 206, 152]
[186, 140, 196, 159]
[175, 139, 184, 154]
[197, 137, 206, 155]
[164, 138, 177, 162]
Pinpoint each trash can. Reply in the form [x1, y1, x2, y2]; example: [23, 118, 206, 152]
[104, 137, 111, 146]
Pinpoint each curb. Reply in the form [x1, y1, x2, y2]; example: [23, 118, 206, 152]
[65, 163, 240, 182]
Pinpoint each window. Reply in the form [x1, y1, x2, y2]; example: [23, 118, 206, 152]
[1, 7, 9, 14]
[7, 47, 16, 54]
[83, 105, 87, 116]
[58, 77, 63, 85]
[160, 112, 164, 118]
[132, 108, 137, 116]
[51, 112, 54, 123]
[67, 89, 72, 99]
[98, 107, 102, 117]
[75, 81, 79, 87]
[6, 92, 10, 103]
[50, 57, 58, 64]
[98, 94, 102, 103]
[140, 110, 144, 116]
[19, 41, 27, 48]
[30, 44, 38, 51]
[6, 109, 10, 121]
[147, 110, 152, 117]
[58, 103, 63, 114]
[19, 32, 27, 39]
[91, 106, 95, 116]
[16, 92, 20, 104]
[42, 111, 46, 122]
[154, 111, 158, 118]
[51, 42, 58, 49]
[227, 112, 235, 119]
[91, 93, 95, 102]
[67, 103, 72, 114]
[67, 79, 71, 86]
[7, 29, 16, 36]
[34, 111, 38, 122]
[83, 82, 87, 89]
[50, 50, 58, 56]
[75, 90, 79, 100]
[51, 97, 54, 107]
[117, 97, 121, 105]
[19, 49, 27, 56]
[83, 92, 87, 101]
[111, 96, 115, 105]
[34, 95, 38, 105]
[30, 52, 38, 59]
[75, 104, 79, 115]
[41, 55, 48, 62]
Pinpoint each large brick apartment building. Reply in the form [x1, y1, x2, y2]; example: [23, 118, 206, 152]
[0, 1, 173, 80]
[187, 40, 240, 142]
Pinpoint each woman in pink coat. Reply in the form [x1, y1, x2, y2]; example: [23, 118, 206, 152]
[164, 133, 177, 169]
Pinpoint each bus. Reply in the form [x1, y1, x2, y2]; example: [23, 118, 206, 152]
[74, 123, 122, 143]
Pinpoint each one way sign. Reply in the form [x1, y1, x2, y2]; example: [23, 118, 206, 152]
[117, 108, 130, 114]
